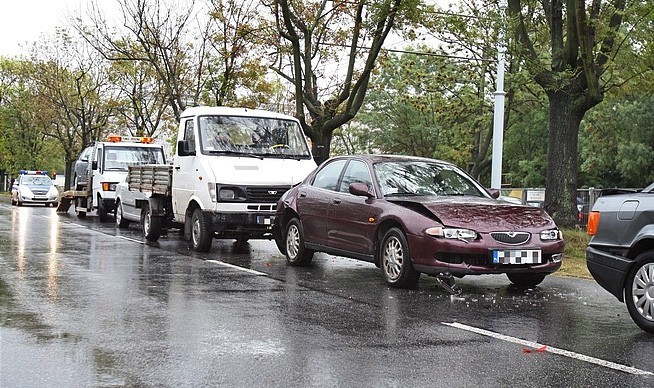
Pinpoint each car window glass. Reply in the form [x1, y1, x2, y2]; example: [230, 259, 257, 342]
[339, 160, 373, 194]
[312, 160, 347, 191]
[374, 161, 485, 197]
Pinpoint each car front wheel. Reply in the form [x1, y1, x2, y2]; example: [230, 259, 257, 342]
[380, 227, 419, 289]
[115, 200, 130, 229]
[507, 273, 547, 288]
[625, 250, 654, 334]
[284, 218, 313, 266]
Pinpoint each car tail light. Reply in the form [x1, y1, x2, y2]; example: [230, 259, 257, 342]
[587, 211, 600, 236]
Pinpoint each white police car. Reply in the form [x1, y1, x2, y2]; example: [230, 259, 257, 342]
[10, 170, 59, 207]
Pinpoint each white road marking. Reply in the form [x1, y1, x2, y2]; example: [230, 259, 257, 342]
[118, 236, 146, 244]
[206, 259, 267, 276]
[443, 322, 653, 376]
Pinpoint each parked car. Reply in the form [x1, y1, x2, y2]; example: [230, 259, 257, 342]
[273, 155, 564, 289]
[72, 145, 94, 190]
[586, 182, 654, 333]
[11, 170, 59, 207]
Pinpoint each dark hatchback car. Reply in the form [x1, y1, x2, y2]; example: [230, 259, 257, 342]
[273, 155, 564, 289]
[586, 182, 654, 333]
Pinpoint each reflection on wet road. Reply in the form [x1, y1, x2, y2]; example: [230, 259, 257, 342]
[0, 203, 652, 387]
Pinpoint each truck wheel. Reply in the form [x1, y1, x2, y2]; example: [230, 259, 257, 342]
[141, 203, 162, 242]
[625, 250, 654, 334]
[115, 200, 130, 229]
[191, 208, 212, 252]
[98, 198, 109, 222]
[284, 218, 313, 266]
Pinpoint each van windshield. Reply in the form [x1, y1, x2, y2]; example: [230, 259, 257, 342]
[103, 146, 166, 171]
[198, 115, 312, 158]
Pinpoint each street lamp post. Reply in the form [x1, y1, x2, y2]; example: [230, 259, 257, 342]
[491, 0, 508, 190]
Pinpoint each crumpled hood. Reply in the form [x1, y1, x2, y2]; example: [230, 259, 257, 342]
[387, 196, 556, 232]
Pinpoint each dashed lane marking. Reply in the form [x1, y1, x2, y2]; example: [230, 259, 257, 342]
[442, 322, 653, 376]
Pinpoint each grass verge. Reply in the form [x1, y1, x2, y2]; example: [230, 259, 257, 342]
[557, 228, 591, 279]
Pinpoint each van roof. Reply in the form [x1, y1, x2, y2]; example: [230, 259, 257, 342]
[180, 106, 298, 121]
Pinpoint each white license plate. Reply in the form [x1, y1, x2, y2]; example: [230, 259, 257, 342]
[256, 216, 273, 225]
[492, 249, 542, 264]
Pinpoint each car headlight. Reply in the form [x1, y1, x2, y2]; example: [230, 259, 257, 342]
[540, 229, 562, 241]
[20, 187, 34, 198]
[48, 187, 59, 199]
[426, 227, 478, 242]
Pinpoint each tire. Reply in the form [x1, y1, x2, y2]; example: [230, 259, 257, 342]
[190, 208, 212, 252]
[507, 273, 547, 288]
[625, 251, 654, 334]
[284, 218, 313, 266]
[380, 227, 419, 289]
[98, 197, 109, 222]
[141, 203, 162, 242]
[115, 200, 130, 229]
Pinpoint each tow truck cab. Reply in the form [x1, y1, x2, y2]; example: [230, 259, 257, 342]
[87, 136, 166, 221]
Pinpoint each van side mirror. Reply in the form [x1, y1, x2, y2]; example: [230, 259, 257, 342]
[177, 140, 194, 156]
[91, 161, 98, 170]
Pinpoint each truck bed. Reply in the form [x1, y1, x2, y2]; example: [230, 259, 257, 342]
[128, 164, 173, 196]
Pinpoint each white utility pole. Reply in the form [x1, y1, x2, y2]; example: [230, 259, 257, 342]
[491, 0, 508, 189]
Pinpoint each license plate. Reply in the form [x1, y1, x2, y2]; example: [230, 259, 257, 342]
[492, 249, 542, 264]
[256, 216, 273, 225]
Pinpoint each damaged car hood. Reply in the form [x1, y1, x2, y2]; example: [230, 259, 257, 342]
[386, 196, 556, 232]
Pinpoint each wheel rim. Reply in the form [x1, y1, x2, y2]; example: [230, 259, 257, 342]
[116, 204, 122, 225]
[382, 236, 403, 280]
[144, 210, 151, 234]
[192, 214, 201, 245]
[632, 262, 654, 322]
[286, 224, 300, 260]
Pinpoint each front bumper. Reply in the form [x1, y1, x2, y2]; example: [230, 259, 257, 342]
[206, 211, 275, 239]
[586, 245, 633, 302]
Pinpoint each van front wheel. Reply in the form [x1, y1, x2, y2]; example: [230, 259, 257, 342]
[191, 208, 212, 253]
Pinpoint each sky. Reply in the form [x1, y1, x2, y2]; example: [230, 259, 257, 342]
[0, 0, 84, 57]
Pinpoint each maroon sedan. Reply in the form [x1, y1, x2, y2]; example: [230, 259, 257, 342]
[273, 155, 564, 289]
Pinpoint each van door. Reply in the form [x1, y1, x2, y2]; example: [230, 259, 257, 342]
[172, 118, 196, 221]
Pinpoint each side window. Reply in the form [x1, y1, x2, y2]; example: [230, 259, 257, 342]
[339, 160, 373, 193]
[311, 160, 347, 191]
[95, 148, 103, 171]
[184, 119, 195, 154]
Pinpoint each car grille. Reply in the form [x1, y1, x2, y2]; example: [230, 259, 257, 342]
[32, 189, 49, 195]
[490, 232, 531, 245]
[246, 186, 290, 203]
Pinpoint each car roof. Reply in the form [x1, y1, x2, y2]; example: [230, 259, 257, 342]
[329, 154, 455, 166]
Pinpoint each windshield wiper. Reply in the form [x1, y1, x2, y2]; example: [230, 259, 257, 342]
[206, 150, 263, 159]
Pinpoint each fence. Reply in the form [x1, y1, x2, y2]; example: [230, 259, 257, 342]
[500, 187, 641, 228]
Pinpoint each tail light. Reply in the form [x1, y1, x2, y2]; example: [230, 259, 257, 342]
[587, 211, 600, 236]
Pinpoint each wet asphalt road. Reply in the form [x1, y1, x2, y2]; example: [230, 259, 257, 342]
[0, 201, 653, 387]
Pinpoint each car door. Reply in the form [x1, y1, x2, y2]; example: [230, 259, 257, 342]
[326, 160, 378, 255]
[172, 118, 196, 221]
[297, 159, 347, 246]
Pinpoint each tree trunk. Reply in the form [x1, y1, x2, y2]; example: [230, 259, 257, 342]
[544, 91, 583, 228]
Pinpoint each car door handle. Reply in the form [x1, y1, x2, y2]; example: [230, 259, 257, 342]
[299, 191, 307, 198]
[333, 199, 341, 204]
[174, 166, 181, 170]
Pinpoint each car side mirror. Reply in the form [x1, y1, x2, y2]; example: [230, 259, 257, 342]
[349, 182, 374, 198]
[177, 140, 195, 156]
[487, 188, 500, 199]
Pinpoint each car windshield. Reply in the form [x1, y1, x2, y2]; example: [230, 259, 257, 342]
[198, 115, 311, 158]
[642, 182, 654, 193]
[373, 161, 487, 197]
[21, 175, 52, 185]
[104, 146, 166, 171]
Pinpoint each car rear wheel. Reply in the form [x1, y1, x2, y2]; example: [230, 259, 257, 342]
[285, 218, 313, 266]
[380, 228, 419, 289]
[625, 251, 654, 334]
[115, 200, 130, 229]
[191, 208, 212, 252]
[142, 203, 163, 242]
[507, 273, 547, 288]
